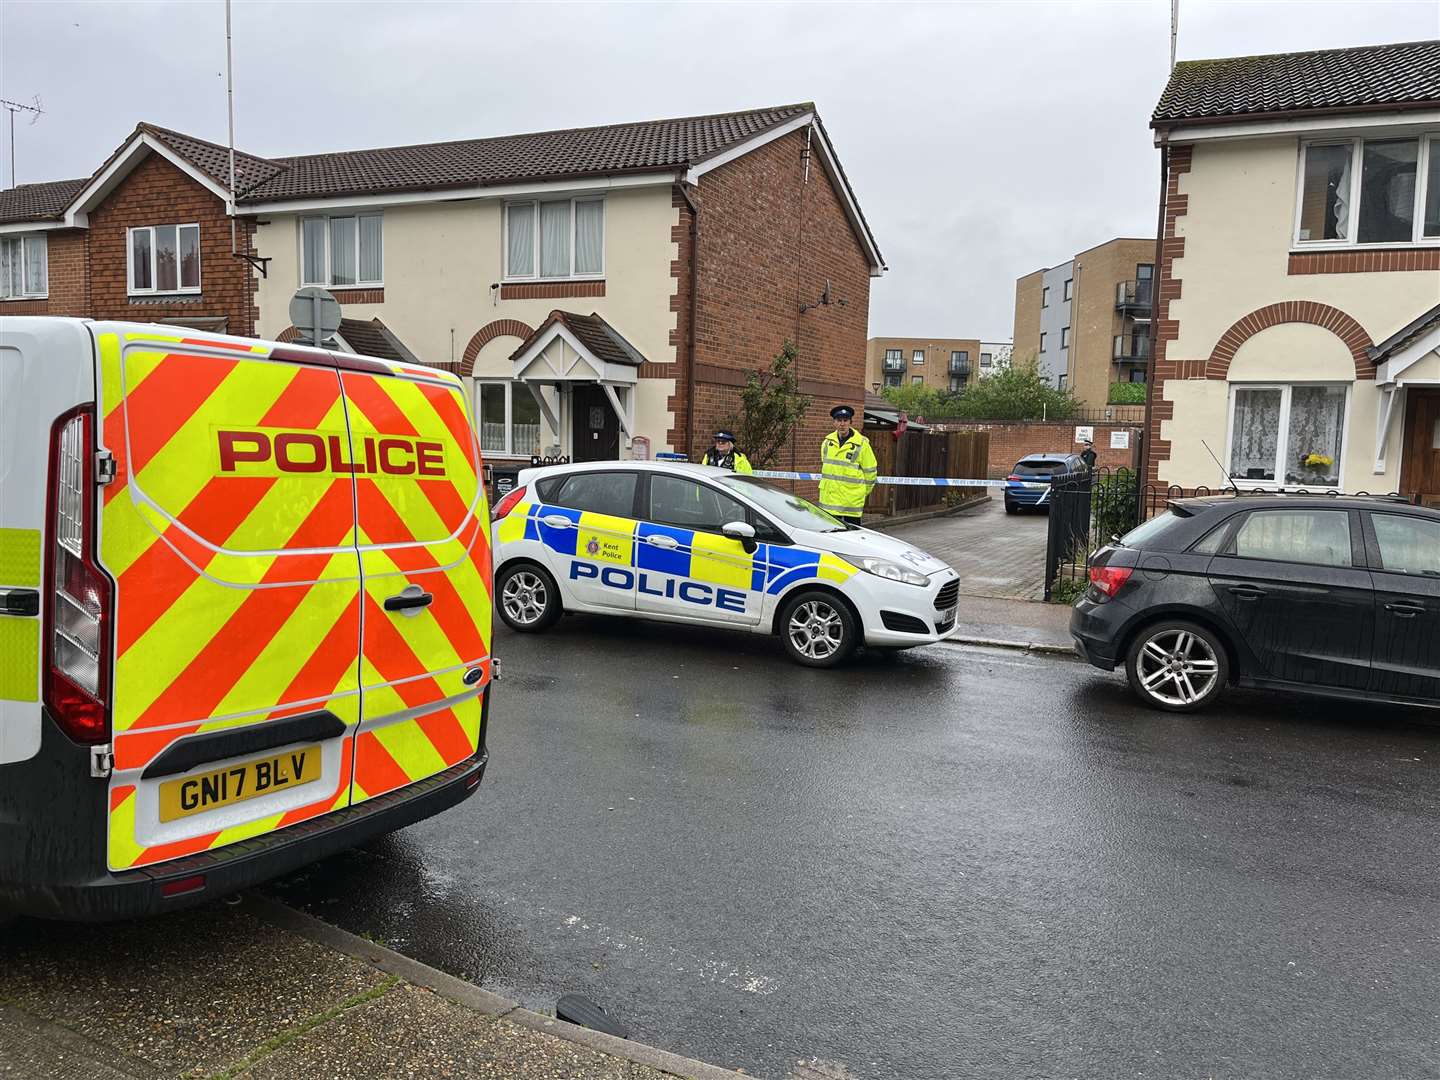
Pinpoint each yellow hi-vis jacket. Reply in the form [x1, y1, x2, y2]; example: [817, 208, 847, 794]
[819, 430, 877, 517]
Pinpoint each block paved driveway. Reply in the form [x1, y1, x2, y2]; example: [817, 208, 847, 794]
[885, 494, 1047, 600]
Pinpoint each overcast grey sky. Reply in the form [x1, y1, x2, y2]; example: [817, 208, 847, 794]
[3, 0, 1436, 340]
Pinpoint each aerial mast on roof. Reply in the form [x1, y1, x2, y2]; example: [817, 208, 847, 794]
[1170, 0, 1179, 70]
[0, 96, 43, 190]
[225, 0, 237, 254]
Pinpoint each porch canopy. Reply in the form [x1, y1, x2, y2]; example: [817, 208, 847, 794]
[508, 310, 643, 438]
[1371, 303, 1440, 473]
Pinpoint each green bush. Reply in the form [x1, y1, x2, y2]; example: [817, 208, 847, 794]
[1049, 578, 1089, 605]
[1092, 468, 1140, 543]
[1108, 382, 1147, 405]
[935, 363, 1078, 421]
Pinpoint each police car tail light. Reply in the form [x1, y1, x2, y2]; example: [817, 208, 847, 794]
[1007, 474, 1024, 482]
[492, 485, 528, 521]
[43, 407, 112, 745]
[1088, 564, 1133, 599]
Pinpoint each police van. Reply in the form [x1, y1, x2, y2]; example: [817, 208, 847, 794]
[493, 460, 960, 666]
[0, 319, 493, 921]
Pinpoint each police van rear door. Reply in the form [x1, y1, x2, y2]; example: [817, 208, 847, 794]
[97, 327, 364, 872]
[636, 473, 763, 626]
[337, 360, 492, 804]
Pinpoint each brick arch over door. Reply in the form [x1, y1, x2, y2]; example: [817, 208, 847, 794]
[464, 319, 535, 372]
[1206, 302, 1376, 380]
[276, 326, 303, 343]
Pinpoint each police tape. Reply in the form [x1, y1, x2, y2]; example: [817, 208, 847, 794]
[750, 469, 1013, 489]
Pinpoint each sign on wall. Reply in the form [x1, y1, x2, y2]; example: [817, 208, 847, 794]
[631, 436, 651, 461]
[1074, 425, 1095, 444]
[1110, 430, 1131, 450]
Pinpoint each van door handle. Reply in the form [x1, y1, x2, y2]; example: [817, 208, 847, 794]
[1228, 585, 1266, 600]
[384, 590, 433, 613]
[0, 588, 40, 617]
[1385, 601, 1425, 617]
[541, 514, 574, 529]
[646, 535, 680, 549]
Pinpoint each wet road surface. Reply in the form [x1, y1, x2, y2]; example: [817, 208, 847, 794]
[270, 616, 1440, 1079]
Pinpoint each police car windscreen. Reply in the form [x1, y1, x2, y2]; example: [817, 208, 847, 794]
[717, 475, 846, 532]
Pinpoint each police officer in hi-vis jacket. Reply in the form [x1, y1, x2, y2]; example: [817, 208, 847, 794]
[818, 405, 877, 524]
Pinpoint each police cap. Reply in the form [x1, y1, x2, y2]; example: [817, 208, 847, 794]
[713, 429, 736, 442]
[830, 405, 855, 421]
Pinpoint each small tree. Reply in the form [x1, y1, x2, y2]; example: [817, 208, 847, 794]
[943, 361, 1078, 421]
[880, 383, 945, 417]
[717, 340, 812, 468]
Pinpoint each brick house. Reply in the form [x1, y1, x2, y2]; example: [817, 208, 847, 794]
[1145, 40, 1440, 503]
[1, 105, 885, 468]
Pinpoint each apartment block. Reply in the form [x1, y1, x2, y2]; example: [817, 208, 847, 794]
[867, 335, 982, 393]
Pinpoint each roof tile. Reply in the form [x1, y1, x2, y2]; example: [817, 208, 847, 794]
[0, 178, 87, 223]
[1154, 39, 1440, 125]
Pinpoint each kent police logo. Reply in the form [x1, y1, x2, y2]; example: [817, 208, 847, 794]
[586, 538, 601, 557]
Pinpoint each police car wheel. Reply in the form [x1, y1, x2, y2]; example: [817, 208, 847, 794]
[780, 591, 857, 668]
[497, 563, 561, 632]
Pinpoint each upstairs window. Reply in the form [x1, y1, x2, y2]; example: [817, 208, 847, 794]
[301, 213, 383, 287]
[1060, 326, 1071, 349]
[1296, 135, 1440, 246]
[912, 349, 924, 366]
[505, 197, 603, 279]
[129, 224, 199, 294]
[1041, 285, 1050, 307]
[1062, 278, 1073, 301]
[0, 233, 47, 299]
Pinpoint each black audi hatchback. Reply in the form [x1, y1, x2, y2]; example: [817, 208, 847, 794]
[1071, 494, 1440, 712]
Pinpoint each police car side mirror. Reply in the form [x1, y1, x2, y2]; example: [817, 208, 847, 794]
[722, 520, 757, 554]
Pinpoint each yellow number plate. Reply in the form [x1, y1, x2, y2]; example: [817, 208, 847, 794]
[158, 745, 323, 823]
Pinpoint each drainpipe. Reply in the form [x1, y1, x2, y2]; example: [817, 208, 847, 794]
[678, 179, 701, 460]
[1141, 135, 1170, 490]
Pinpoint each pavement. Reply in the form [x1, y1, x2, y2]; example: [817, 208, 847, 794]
[0, 894, 745, 1079]
[885, 495, 1048, 601]
[267, 620, 1440, 1080]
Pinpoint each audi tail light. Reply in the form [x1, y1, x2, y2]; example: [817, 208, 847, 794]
[43, 407, 112, 744]
[492, 485, 529, 521]
[1087, 564, 1133, 599]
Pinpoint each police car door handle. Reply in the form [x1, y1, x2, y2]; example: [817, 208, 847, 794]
[541, 514, 574, 529]
[646, 535, 680, 549]
[383, 590, 434, 613]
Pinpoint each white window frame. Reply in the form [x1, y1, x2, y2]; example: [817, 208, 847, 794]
[299, 212, 384, 288]
[127, 223, 201, 296]
[912, 349, 924, 366]
[1293, 133, 1440, 249]
[475, 379, 548, 458]
[1224, 382, 1351, 490]
[0, 233, 47, 300]
[503, 196, 605, 281]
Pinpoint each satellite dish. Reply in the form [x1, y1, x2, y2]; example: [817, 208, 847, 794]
[289, 286, 341, 346]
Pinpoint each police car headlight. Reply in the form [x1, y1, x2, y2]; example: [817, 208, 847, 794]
[842, 555, 928, 587]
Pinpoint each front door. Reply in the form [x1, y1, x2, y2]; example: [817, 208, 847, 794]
[1400, 390, 1440, 509]
[636, 473, 763, 626]
[571, 384, 619, 462]
[1206, 507, 1373, 690]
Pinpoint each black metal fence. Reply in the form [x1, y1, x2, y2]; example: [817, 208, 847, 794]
[1042, 468, 1411, 601]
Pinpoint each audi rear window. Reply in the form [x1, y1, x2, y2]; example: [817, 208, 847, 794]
[1013, 459, 1067, 475]
[1119, 509, 1188, 549]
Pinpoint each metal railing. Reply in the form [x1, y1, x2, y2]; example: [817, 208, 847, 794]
[1115, 279, 1153, 314]
[949, 358, 971, 376]
[1112, 336, 1151, 361]
[882, 357, 905, 372]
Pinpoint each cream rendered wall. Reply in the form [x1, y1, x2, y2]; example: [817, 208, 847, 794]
[1161, 135, 1440, 488]
[253, 183, 680, 454]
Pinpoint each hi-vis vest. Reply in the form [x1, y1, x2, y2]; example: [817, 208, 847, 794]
[819, 431, 877, 516]
[703, 448, 753, 473]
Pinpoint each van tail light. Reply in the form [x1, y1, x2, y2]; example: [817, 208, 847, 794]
[43, 406, 112, 745]
[492, 485, 528, 521]
[1088, 564, 1133, 599]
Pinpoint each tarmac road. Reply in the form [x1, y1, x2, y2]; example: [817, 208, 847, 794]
[270, 614, 1440, 1080]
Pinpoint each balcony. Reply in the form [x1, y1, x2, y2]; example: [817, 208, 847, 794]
[1113, 335, 1151, 362]
[949, 357, 971, 376]
[882, 357, 905, 373]
[1115, 279, 1153, 317]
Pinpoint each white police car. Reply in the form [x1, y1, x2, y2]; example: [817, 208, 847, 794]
[491, 460, 960, 666]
